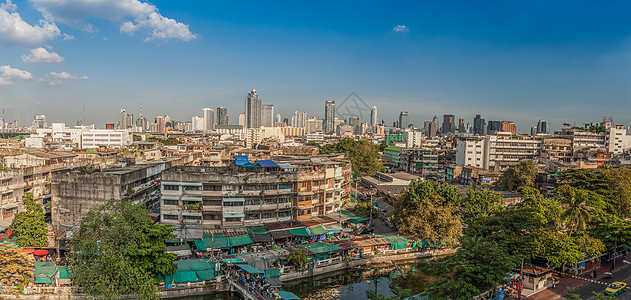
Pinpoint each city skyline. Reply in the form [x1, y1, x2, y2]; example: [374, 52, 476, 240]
[0, 1, 630, 130]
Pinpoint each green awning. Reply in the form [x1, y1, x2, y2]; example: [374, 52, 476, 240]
[277, 291, 301, 300]
[381, 235, 411, 250]
[227, 234, 253, 247]
[308, 225, 327, 235]
[58, 266, 71, 279]
[347, 217, 370, 223]
[236, 264, 264, 274]
[196, 269, 215, 281]
[264, 268, 280, 278]
[289, 227, 310, 237]
[340, 210, 357, 217]
[35, 277, 52, 284]
[298, 242, 342, 254]
[174, 271, 199, 283]
[247, 225, 269, 235]
[222, 258, 243, 264]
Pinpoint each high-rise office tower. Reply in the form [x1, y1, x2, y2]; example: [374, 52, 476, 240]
[216, 107, 228, 126]
[487, 121, 501, 134]
[537, 120, 549, 134]
[371, 106, 378, 126]
[500, 121, 517, 135]
[442, 114, 455, 134]
[238, 113, 245, 127]
[275, 114, 281, 123]
[458, 118, 465, 133]
[292, 111, 308, 128]
[432, 115, 440, 131]
[119, 109, 128, 129]
[349, 117, 360, 134]
[324, 100, 335, 134]
[399, 111, 409, 129]
[202, 108, 214, 130]
[473, 114, 486, 135]
[261, 104, 274, 127]
[244, 89, 262, 128]
[155, 116, 166, 133]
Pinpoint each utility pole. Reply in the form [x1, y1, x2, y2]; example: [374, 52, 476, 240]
[369, 191, 373, 226]
[518, 258, 524, 300]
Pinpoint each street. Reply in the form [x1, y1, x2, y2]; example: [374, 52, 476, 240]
[574, 263, 631, 299]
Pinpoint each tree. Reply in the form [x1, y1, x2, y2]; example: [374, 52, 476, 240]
[591, 219, 631, 252]
[534, 231, 583, 270]
[602, 167, 631, 217]
[519, 187, 561, 227]
[0, 243, 33, 293]
[564, 288, 581, 300]
[288, 248, 309, 269]
[354, 202, 379, 218]
[422, 236, 518, 299]
[497, 160, 537, 191]
[8, 192, 49, 247]
[575, 235, 605, 277]
[459, 187, 505, 219]
[555, 186, 595, 237]
[319, 138, 385, 176]
[70, 199, 177, 299]
[593, 291, 617, 300]
[393, 180, 462, 245]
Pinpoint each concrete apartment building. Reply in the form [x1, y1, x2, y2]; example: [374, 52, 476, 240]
[159, 155, 352, 239]
[399, 149, 439, 178]
[81, 129, 133, 149]
[455, 134, 542, 171]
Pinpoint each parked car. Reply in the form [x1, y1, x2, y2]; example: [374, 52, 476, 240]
[604, 281, 627, 296]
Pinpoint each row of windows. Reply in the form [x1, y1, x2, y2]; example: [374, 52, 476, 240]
[166, 183, 295, 192]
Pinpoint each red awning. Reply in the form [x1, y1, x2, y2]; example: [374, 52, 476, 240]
[33, 249, 49, 256]
[22, 248, 35, 253]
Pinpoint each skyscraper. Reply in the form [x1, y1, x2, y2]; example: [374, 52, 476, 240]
[292, 111, 307, 128]
[500, 121, 517, 135]
[458, 118, 465, 133]
[32, 114, 47, 129]
[473, 114, 485, 135]
[370, 106, 378, 126]
[244, 89, 262, 128]
[432, 115, 440, 131]
[119, 109, 128, 129]
[155, 116, 166, 133]
[202, 108, 214, 130]
[487, 121, 501, 134]
[399, 111, 409, 129]
[324, 100, 335, 134]
[275, 114, 281, 123]
[537, 120, 550, 134]
[216, 107, 228, 126]
[261, 104, 274, 127]
[238, 113, 245, 127]
[349, 117, 360, 134]
[442, 114, 455, 134]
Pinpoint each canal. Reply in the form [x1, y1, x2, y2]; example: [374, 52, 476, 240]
[198, 258, 436, 299]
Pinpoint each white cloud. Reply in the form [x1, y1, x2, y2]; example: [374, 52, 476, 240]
[39, 71, 87, 85]
[393, 25, 408, 32]
[0, 0, 61, 47]
[0, 65, 33, 85]
[22, 47, 65, 63]
[62, 33, 74, 40]
[31, 0, 197, 41]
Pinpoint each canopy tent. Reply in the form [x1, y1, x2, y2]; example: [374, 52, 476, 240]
[265, 277, 283, 287]
[193, 236, 230, 251]
[381, 235, 411, 250]
[298, 242, 342, 254]
[246, 226, 269, 235]
[347, 217, 370, 224]
[323, 223, 343, 233]
[265, 268, 280, 279]
[255, 160, 280, 168]
[270, 230, 293, 240]
[58, 266, 71, 279]
[227, 234, 253, 247]
[236, 264, 264, 274]
[289, 227, 310, 237]
[277, 291, 301, 300]
[340, 210, 357, 217]
[22, 248, 35, 253]
[308, 225, 327, 236]
[33, 249, 49, 256]
[249, 233, 273, 243]
[162, 259, 217, 284]
[35, 277, 52, 284]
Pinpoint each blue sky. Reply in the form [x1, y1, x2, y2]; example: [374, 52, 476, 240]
[0, 0, 629, 132]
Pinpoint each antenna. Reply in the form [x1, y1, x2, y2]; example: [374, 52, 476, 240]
[140, 101, 143, 119]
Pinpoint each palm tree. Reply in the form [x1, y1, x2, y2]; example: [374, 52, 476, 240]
[559, 188, 594, 237]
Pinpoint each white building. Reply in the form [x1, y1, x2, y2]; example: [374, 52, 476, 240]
[607, 125, 631, 154]
[261, 104, 274, 127]
[192, 116, 204, 131]
[402, 131, 424, 148]
[456, 138, 486, 169]
[291, 111, 307, 128]
[81, 129, 132, 149]
[202, 108, 214, 131]
[33, 122, 95, 148]
[246, 127, 285, 148]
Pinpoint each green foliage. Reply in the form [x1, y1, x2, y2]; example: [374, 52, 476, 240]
[459, 187, 504, 219]
[555, 185, 596, 237]
[534, 231, 583, 268]
[575, 234, 605, 261]
[393, 180, 462, 245]
[564, 287, 582, 300]
[8, 193, 49, 247]
[591, 219, 631, 251]
[70, 199, 177, 299]
[288, 248, 309, 269]
[81, 163, 96, 174]
[519, 187, 561, 226]
[423, 236, 518, 299]
[593, 291, 617, 300]
[497, 160, 537, 191]
[319, 138, 385, 176]
[354, 202, 379, 218]
[366, 287, 413, 300]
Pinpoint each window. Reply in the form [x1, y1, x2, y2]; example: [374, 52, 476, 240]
[245, 198, 260, 205]
[163, 185, 179, 191]
[203, 212, 221, 220]
[183, 215, 201, 220]
[243, 184, 260, 191]
[246, 213, 260, 220]
[278, 197, 291, 203]
[183, 186, 201, 191]
[225, 217, 242, 222]
[163, 214, 178, 220]
[224, 201, 244, 206]
[202, 197, 222, 206]
[262, 184, 277, 191]
[279, 183, 292, 190]
[203, 184, 222, 191]
[163, 199, 178, 206]
[278, 210, 291, 218]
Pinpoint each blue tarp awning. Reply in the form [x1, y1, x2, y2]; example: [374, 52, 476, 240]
[235, 155, 260, 167]
[256, 160, 280, 168]
[236, 264, 264, 274]
[277, 291, 301, 300]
